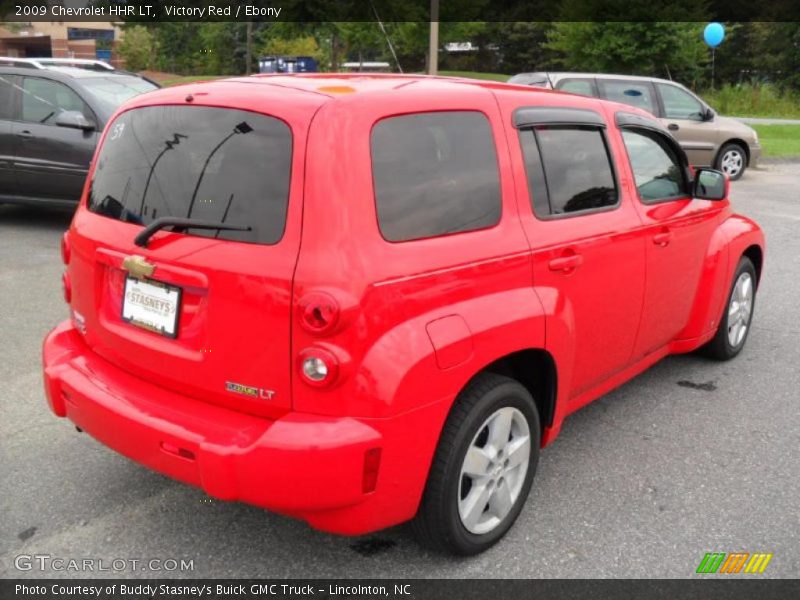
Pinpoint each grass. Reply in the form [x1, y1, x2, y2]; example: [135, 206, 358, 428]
[162, 75, 229, 86]
[752, 124, 800, 158]
[437, 70, 509, 82]
[701, 84, 800, 119]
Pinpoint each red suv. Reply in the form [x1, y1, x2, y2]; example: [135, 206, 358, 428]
[43, 75, 764, 555]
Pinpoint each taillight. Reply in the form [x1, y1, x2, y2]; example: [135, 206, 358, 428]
[298, 292, 340, 334]
[60, 232, 71, 265]
[298, 347, 339, 387]
[62, 272, 71, 304]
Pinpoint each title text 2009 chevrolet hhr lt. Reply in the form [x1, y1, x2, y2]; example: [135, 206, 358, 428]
[43, 75, 764, 554]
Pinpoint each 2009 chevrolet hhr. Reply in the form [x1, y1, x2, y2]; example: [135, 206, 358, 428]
[43, 74, 764, 555]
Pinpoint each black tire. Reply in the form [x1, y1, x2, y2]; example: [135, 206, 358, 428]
[411, 372, 540, 555]
[701, 256, 757, 360]
[715, 142, 748, 181]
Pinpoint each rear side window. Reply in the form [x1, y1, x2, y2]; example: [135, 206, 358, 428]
[621, 128, 687, 202]
[371, 111, 501, 242]
[599, 80, 657, 115]
[520, 126, 617, 217]
[89, 106, 292, 245]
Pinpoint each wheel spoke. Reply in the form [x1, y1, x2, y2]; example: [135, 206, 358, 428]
[504, 435, 531, 470]
[488, 482, 513, 519]
[728, 300, 739, 319]
[460, 482, 493, 531]
[487, 408, 513, 450]
[462, 446, 492, 478]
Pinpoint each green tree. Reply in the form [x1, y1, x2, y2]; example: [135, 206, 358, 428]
[261, 35, 323, 62]
[118, 25, 157, 72]
[546, 22, 710, 87]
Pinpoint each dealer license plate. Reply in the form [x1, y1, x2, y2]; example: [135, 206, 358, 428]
[122, 276, 182, 338]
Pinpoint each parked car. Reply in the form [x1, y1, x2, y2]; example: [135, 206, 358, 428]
[0, 59, 159, 208]
[508, 72, 761, 180]
[43, 74, 764, 555]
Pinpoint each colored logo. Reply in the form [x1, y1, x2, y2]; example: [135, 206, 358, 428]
[696, 552, 773, 574]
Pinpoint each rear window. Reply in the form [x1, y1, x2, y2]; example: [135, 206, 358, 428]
[89, 106, 292, 245]
[371, 111, 501, 242]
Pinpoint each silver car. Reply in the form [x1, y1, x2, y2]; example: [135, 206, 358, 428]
[509, 72, 761, 180]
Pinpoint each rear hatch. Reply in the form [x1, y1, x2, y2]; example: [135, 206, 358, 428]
[68, 88, 319, 418]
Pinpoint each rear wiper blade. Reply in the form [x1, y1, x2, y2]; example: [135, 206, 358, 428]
[134, 217, 251, 248]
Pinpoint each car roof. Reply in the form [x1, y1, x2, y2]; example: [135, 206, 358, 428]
[517, 71, 683, 87]
[137, 72, 561, 104]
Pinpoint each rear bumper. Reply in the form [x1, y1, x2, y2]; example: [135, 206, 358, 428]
[42, 321, 416, 533]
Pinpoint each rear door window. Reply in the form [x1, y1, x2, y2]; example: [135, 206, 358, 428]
[371, 111, 501, 242]
[520, 126, 617, 217]
[598, 79, 657, 115]
[88, 106, 292, 245]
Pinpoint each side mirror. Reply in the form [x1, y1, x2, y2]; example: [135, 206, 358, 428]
[55, 110, 95, 131]
[693, 168, 728, 200]
[702, 107, 715, 121]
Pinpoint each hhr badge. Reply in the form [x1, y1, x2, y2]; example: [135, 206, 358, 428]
[225, 381, 275, 400]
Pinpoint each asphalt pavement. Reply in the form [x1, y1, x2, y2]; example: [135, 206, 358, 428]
[1, 163, 799, 579]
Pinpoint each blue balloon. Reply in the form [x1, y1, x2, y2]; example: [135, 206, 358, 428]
[704, 23, 725, 48]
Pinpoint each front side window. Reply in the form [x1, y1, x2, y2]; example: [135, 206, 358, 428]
[657, 83, 705, 121]
[371, 111, 501, 242]
[520, 126, 617, 217]
[599, 79, 657, 115]
[20, 77, 90, 124]
[89, 105, 292, 245]
[621, 128, 687, 202]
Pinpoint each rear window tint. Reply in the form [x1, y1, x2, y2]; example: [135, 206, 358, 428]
[520, 126, 617, 216]
[88, 106, 292, 245]
[371, 111, 501, 242]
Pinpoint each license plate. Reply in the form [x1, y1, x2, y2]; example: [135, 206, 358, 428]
[122, 276, 182, 338]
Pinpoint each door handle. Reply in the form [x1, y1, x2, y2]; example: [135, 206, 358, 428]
[548, 254, 584, 272]
[668, 123, 679, 131]
[16, 130, 34, 139]
[653, 231, 672, 246]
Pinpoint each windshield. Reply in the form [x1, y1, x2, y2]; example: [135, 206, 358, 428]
[81, 76, 158, 108]
[88, 105, 293, 245]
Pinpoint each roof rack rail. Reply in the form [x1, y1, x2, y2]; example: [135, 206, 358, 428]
[0, 57, 115, 71]
[34, 58, 115, 71]
[0, 57, 45, 69]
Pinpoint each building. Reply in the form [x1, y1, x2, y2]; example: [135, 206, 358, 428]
[0, 21, 125, 67]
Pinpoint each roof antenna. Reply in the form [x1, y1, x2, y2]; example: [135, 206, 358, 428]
[369, 0, 403, 73]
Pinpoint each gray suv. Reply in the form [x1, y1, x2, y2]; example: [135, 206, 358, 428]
[509, 72, 761, 180]
[0, 60, 158, 207]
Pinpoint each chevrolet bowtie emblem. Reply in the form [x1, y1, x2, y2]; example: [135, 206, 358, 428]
[122, 255, 155, 279]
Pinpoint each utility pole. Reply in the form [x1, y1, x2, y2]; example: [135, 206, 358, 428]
[428, 0, 439, 75]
